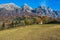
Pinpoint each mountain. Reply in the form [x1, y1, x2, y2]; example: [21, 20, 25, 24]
[0, 3, 22, 20]
[0, 3, 20, 10]
[32, 6, 53, 17]
[0, 3, 60, 21]
[22, 3, 33, 13]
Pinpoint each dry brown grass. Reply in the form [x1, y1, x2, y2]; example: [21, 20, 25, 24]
[0, 24, 60, 40]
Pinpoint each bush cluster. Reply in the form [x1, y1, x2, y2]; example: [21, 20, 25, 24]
[0, 16, 56, 30]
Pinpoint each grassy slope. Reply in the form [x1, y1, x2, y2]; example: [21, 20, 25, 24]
[0, 24, 60, 40]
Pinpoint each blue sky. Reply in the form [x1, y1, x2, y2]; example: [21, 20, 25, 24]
[0, 0, 60, 10]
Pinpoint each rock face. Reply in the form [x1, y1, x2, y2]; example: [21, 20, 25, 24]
[0, 3, 21, 20]
[0, 3, 60, 21]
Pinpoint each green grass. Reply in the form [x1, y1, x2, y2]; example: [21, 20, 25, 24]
[0, 24, 60, 40]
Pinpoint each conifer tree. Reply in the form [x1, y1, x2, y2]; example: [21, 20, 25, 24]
[1, 22, 5, 30]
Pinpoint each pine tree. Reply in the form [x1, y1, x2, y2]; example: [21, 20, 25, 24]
[1, 22, 5, 30]
[10, 21, 14, 28]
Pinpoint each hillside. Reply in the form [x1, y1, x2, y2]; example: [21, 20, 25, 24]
[0, 24, 60, 40]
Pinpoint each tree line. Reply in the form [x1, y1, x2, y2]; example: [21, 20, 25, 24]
[0, 16, 59, 30]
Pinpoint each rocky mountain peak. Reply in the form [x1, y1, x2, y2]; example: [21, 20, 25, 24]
[0, 3, 20, 10]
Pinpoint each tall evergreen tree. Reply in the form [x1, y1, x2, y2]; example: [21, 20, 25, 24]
[1, 22, 5, 30]
[10, 21, 14, 28]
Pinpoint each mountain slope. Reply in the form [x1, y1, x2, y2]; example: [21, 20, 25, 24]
[0, 3, 60, 21]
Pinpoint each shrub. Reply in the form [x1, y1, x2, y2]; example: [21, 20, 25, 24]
[20, 20, 25, 26]
[33, 17, 42, 24]
[24, 19, 33, 25]
[10, 21, 15, 28]
[41, 16, 50, 24]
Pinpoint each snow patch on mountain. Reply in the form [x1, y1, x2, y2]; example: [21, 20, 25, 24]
[0, 3, 21, 10]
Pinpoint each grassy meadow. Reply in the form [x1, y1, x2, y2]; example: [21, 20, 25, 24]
[0, 24, 60, 40]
